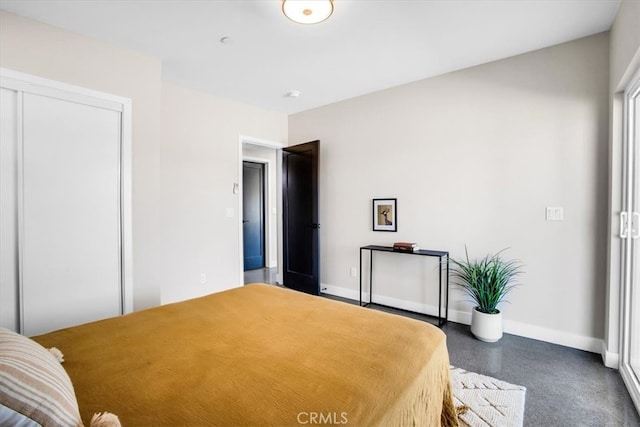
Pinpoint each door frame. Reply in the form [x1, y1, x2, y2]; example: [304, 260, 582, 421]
[0, 68, 133, 330]
[619, 66, 640, 413]
[237, 135, 284, 285]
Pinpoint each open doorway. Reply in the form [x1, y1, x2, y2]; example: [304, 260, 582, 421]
[242, 161, 266, 271]
[239, 137, 283, 286]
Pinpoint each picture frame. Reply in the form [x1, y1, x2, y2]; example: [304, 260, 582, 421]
[372, 198, 397, 232]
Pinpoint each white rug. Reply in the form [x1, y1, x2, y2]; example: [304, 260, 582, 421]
[451, 366, 526, 427]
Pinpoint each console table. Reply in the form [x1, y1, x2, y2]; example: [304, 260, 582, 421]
[359, 245, 449, 326]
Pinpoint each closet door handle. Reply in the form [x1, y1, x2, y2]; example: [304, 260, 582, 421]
[621, 212, 629, 238]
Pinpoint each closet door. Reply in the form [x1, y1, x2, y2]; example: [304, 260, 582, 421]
[0, 87, 19, 331]
[21, 93, 122, 336]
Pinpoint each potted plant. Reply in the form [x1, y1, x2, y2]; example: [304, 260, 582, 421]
[450, 248, 524, 342]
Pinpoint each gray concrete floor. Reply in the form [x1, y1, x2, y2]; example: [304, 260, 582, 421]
[444, 320, 639, 426]
[244, 267, 278, 285]
[244, 272, 640, 426]
[347, 302, 640, 427]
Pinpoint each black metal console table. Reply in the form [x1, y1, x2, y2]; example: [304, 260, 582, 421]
[359, 245, 449, 326]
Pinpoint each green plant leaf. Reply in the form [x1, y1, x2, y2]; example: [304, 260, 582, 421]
[450, 247, 523, 314]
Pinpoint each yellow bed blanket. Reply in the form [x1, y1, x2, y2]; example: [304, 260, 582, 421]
[33, 284, 457, 426]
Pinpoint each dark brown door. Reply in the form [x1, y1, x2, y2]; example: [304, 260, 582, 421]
[283, 140, 319, 295]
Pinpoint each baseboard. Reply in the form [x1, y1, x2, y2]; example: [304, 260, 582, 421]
[601, 341, 620, 369]
[322, 283, 604, 355]
[321, 284, 459, 318]
[321, 284, 359, 300]
[322, 283, 471, 321]
[501, 318, 603, 354]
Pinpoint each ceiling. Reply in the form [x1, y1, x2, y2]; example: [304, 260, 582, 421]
[0, 0, 621, 114]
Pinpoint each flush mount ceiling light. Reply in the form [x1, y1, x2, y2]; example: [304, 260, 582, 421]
[282, 0, 334, 25]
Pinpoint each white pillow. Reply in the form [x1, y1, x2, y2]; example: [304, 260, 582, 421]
[0, 327, 83, 427]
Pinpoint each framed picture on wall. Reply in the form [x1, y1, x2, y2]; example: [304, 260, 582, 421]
[372, 198, 397, 232]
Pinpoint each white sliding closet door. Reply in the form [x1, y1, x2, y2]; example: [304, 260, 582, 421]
[0, 68, 132, 337]
[21, 93, 122, 336]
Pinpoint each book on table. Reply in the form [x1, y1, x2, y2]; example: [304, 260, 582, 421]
[393, 242, 420, 252]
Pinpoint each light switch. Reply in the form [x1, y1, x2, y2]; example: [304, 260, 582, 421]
[546, 207, 563, 221]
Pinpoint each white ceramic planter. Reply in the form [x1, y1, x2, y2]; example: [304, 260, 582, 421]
[470, 307, 503, 342]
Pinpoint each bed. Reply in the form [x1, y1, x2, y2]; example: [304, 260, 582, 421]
[4, 284, 457, 426]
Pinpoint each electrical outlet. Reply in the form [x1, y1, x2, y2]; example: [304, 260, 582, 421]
[546, 207, 564, 221]
[350, 267, 357, 277]
[200, 273, 207, 285]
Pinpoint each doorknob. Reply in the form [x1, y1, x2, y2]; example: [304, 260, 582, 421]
[243, 220, 249, 223]
[311, 223, 320, 229]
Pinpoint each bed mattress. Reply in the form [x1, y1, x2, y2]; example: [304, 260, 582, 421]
[33, 284, 457, 426]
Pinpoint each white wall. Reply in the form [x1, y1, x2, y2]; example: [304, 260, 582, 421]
[605, 0, 640, 367]
[610, 1, 640, 92]
[289, 33, 610, 352]
[160, 82, 286, 304]
[0, 11, 288, 311]
[0, 11, 162, 310]
[2, 8, 630, 357]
